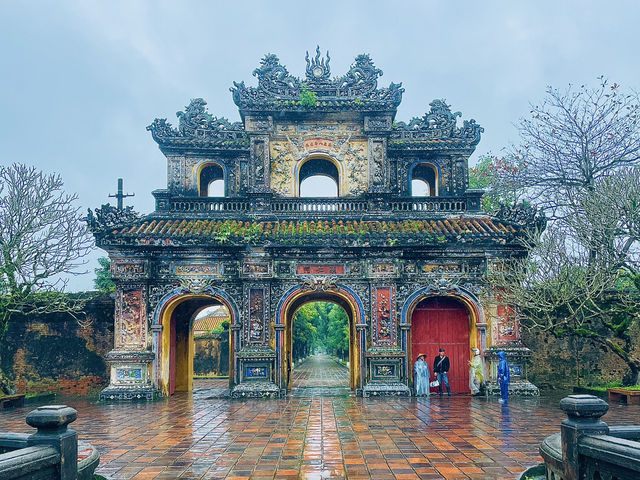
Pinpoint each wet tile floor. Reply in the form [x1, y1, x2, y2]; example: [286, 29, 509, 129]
[2, 355, 639, 479]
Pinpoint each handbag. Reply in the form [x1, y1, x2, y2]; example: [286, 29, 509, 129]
[429, 380, 440, 388]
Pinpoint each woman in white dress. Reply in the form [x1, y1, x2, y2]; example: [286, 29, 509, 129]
[414, 353, 430, 397]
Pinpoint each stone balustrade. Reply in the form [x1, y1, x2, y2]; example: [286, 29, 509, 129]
[0, 405, 99, 480]
[538, 394, 640, 480]
[157, 194, 474, 216]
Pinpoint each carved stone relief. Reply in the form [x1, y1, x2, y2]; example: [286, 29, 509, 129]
[243, 284, 271, 345]
[167, 156, 185, 193]
[111, 259, 148, 281]
[269, 121, 368, 197]
[250, 138, 269, 189]
[372, 286, 395, 346]
[369, 138, 387, 190]
[115, 286, 147, 350]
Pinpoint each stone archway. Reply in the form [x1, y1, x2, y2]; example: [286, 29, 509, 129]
[152, 287, 239, 396]
[401, 286, 484, 394]
[275, 284, 365, 391]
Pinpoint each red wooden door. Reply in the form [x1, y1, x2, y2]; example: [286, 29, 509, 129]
[411, 297, 470, 393]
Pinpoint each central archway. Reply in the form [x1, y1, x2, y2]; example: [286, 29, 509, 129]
[276, 285, 364, 391]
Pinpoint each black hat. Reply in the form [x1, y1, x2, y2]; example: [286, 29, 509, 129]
[439, 348, 445, 352]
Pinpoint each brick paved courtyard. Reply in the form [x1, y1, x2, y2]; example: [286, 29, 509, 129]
[2, 355, 639, 479]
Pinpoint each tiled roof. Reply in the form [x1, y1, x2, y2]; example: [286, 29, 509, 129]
[193, 314, 229, 333]
[106, 217, 522, 247]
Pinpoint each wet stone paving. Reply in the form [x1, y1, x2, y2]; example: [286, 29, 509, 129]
[2, 355, 640, 479]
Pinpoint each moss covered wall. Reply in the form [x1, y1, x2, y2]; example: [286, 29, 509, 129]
[522, 329, 632, 389]
[194, 336, 229, 376]
[2, 295, 114, 395]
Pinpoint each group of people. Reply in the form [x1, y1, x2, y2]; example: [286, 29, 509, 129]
[413, 347, 510, 402]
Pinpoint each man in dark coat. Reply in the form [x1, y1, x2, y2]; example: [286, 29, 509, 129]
[433, 348, 451, 396]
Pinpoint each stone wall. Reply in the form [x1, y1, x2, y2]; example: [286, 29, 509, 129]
[194, 334, 229, 377]
[2, 295, 114, 395]
[522, 329, 634, 389]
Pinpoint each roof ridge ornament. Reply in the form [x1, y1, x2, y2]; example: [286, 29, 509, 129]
[147, 98, 247, 148]
[253, 54, 300, 93]
[392, 99, 483, 147]
[305, 46, 331, 82]
[231, 50, 403, 114]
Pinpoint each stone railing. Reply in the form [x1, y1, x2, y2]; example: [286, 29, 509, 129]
[389, 198, 467, 213]
[153, 190, 480, 216]
[538, 395, 640, 480]
[271, 197, 368, 213]
[170, 198, 251, 213]
[0, 405, 99, 480]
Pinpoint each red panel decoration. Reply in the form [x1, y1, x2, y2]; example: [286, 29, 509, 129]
[296, 264, 345, 275]
[495, 302, 518, 344]
[116, 288, 146, 349]
[411, 297, 470, 393]
[372, 287, 395, 346]
[248, 288, 265, 343]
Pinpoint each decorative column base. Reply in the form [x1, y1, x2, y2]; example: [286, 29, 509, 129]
[362, 383, 411, 397]
[486, 343, 540, 396]
[231, 382, 281, 399]
[362, 349, 411, 397]
[99, 350, 156, 401]
[231, 347, 281, 399]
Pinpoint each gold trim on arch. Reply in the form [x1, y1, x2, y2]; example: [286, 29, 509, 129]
[196, 161, 225, 197]
[406, 293, 480, 383]
[411, 162, 440, 197]
[281, 289, 360, 390]
[158, 294, 233, 396]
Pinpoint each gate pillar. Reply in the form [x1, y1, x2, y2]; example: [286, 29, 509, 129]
[100, 283, 155, 401]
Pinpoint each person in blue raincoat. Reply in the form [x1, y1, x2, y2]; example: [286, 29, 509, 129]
[497, 351, 510, 403]
[414, 353, 430, 397]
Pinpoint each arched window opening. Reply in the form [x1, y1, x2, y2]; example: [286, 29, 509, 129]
[207, 179, 225, 197]
[411, 179, 430, 197]
[298, 158, 339, 197]
[411, 163, 438, 197]
[300, 176, 338, 197]
[199, 163, 224, 197]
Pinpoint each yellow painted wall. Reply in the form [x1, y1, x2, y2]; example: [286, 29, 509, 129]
[270, 121, 369, 197]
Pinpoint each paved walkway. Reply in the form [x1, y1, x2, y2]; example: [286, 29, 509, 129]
[291, 354, 351, 397]
[2, 359, 639, 479]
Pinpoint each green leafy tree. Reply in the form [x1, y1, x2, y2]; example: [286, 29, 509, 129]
[469, 154, 527, 213]
[326, 305, 349, 360]
[94, 257, 115, 293]
[292, 302, 349, 362]
[292, 303, 319, 361]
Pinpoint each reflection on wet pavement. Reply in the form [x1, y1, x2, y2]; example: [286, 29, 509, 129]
[2, 362, 639, 478]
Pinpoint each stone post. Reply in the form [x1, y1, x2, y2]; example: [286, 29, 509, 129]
[399, 323, 411, 384]
[26, 405, 78, 480]
[560, 394, 610, 480]
[231, 323, 243, 387]
[356, 323, 368, 392]
[274, 323, 286, 390]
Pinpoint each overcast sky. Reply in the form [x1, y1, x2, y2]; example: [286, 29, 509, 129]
[1, 1, 638, 291]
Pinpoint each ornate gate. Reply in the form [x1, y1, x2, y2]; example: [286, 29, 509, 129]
[88, 49, 538, 400]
